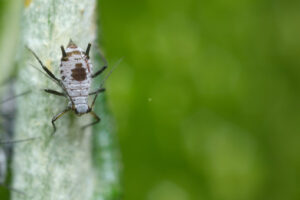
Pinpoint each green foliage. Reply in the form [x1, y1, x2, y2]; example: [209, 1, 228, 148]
[99, 0, 300, 200]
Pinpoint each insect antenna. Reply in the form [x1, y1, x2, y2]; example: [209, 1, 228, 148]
[26, 46, 60, 83]
[29, 64, 51, 80]
[27, 48, 75, 107]
[29, 64, 63, 90]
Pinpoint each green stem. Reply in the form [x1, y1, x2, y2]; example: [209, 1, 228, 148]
[11, 0, 121, 199]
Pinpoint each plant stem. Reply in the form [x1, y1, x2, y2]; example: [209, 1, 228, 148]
[12, 1, 121, 199]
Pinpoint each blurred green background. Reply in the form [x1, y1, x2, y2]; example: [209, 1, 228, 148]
[99, 0, 300, 200]
[1, 0, 300, 199]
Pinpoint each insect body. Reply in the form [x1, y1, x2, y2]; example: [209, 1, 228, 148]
[28, 40, 107, 135]
[61, 40, 93, 114]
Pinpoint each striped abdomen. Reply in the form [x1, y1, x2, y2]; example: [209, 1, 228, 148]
[60, 42, 93, 114]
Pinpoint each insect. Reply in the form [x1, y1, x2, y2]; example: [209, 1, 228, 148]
[28, 40, 107, 135]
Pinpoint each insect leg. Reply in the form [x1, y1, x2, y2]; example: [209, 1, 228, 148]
[88, 88, 105, 96]
[90, 93, 99, 109]
[51, 108, 71, 136]
[26, 47, 61, 83]
[91, 44, 108, 78]
[91, 66, 107, 78]
[89, 60, 121, 108]
[61, 45, 67, 57]
[85, 43, 91, 58]
[81, 111, 101, 130]
[44, 89, 66, 97]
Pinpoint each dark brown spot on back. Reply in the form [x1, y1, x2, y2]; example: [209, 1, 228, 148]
[71, 63, 87, 81]
[62, 76, 65, 80]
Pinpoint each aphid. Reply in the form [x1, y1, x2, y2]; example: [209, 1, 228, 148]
[28, 40, 107, 135]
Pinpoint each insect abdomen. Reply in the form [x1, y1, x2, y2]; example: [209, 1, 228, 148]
[60, 41, 93, 114]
